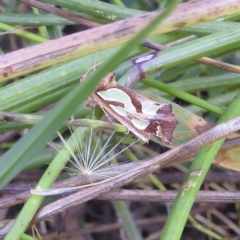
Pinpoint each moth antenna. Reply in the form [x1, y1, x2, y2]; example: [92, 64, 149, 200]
[101, 107, 115, 124]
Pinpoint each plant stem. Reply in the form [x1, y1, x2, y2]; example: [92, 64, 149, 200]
[160, 92, 240, 239]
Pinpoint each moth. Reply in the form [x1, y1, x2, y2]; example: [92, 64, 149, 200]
[87, 72, 178, 144]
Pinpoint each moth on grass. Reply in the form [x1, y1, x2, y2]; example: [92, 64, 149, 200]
[32, 68, 178, 196]
[88, 72, 178, 144]
[31, 127, 139, 196]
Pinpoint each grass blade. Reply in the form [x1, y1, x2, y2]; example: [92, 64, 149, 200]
[3, 1, 180, 239]
[160, 92, 240, 239]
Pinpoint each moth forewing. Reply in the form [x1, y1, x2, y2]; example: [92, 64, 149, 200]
[90, 91, 150, 142]
[92, 72, 178, 144]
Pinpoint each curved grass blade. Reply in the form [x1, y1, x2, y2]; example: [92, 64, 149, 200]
[3, 1, 180, 239]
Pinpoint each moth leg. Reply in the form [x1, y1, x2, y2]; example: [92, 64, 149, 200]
[80, 59, 106, 82]
[80, 60, 97, 82]
[70, 115, 75, 122]
[101, 107, 115, 124]
[124, 128, 130, 134]
[84, 96, 96, 108]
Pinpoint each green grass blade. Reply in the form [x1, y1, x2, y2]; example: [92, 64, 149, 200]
[0, 22, 48, 43]
[3, 1, 180, 239]
[142, 78, 224, 115]
[113, 201, 143, 240]
[38, 0, 144, 19]
[0, 13, 75, 25]
[142, 28, 240, 76]
[160, 92, 240, 240]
